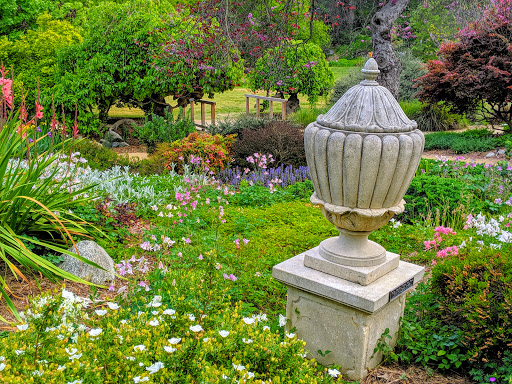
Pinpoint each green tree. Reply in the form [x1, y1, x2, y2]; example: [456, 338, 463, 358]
[2, 13, 82, 109]
[249, 42, 333, 112]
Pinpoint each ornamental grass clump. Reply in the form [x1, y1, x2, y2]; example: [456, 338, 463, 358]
[0, 66, 104, 321]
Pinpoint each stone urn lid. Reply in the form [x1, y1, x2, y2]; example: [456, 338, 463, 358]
[316, 58, 417, 133]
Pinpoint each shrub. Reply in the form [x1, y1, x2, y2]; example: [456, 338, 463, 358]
[205, 115, 269, 137]
[0, 102, 101, 320]
[403, 175, 480, 228]
[133, 108, 196, 153]
[414, 103, 468, 132]
[232, 121, 306, 168]
[162, 132, 235, 174]
[431, 247, 512, 366]
[424, 129, 510, 153]
[398, 50, 426, 101]
[399, 100, 423, 119]
[289, 106, 330, 127]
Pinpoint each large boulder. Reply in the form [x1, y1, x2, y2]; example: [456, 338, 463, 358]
[59, 240, 115, 285]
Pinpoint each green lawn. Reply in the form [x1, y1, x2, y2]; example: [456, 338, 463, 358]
[109, 66, 353, 122]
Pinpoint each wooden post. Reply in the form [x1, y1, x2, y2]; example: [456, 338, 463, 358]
[256, 99, 260, 118]
[269, 101, 273, 118]
[211, 103, 216, 126]
[201, 102, 205, 128]
[246, 96, 250, 116]
[190, 99, 195, 122]
[282, 101, 287, 120]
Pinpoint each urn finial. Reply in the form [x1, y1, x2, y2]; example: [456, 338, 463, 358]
[361, 58, 380, 83]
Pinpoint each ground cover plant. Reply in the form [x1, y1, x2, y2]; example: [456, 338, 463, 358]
[1, 142, 512, 383]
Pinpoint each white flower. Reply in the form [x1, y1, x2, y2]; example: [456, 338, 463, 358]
[134, 345, 146, 352]
[0, 363, 5, 371]
[188, 314, 196, 321]
[164, 346, 177, 353]
[95, 309, 107, 316]
[107, 302, 120, 310]
[168, 337, 181, 344]
[328, 368, 341, 378]
[62, 289, 75, 300]
[163, 309, 176, 315]
[233, 363, 245, 371]
[242, 338, 253, 344]
[0, 356, 5, 361]
[189, 325, 203, 332]
[89, 328, 102, 337]
[16, 324, 28, 331]
[146, 361, 164, 374]
[133, 376, 149, 383]
[263, 326, 270, 331]
[15, 350, 25, 355]
[278, 314, 287, 327]
[67, 380, 82, 384]
[69, 353, 82, 360]
[148, 320, 159, 327]
[125, 356, 136, 361]
[147, 296, 162, 308]
[151, 310, 159, 316]
[285, 333, 295, 339]
[218, 330, 230, 337]
[242, 317, 255, 325]
[203, 338, 210, 342]
[58, 365, 67, 371]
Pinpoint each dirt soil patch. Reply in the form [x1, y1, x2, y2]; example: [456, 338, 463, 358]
[361, 364, 473, 384]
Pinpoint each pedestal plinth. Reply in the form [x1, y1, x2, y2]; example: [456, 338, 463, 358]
[272, 249, 424, 380]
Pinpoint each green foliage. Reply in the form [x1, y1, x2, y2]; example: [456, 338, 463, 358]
[53, 1, 174, 124]
[414, 103, 468, 132]
[0, 291, 337, 383]
[335, 35, 372, 59]
[0, 111, 103, 321]
[289, 106, 330, 127]
[232, 120, 306, 168]
[398, 50, 426, 101]
[404, 175, 480, 228]
[424, 129, 510, 153]
[431, 247, 512, 366]
[133, 108, 196, 153]
[1, 13, 82, 110]
[399, 100, 423, 119]
[205, 115, 269, 137]
[0, 0, 52, 38]
[162, 132, 235, 174]
[295, 19, 331, 50]
[395, 282, 469, 371]
[250, 42, 334, 104]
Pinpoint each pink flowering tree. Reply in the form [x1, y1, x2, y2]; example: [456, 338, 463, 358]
[415, 0, 512, 129]
[249, 41, 333, 113]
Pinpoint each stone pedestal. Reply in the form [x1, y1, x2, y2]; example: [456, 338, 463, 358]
[273, 249, 424, 380]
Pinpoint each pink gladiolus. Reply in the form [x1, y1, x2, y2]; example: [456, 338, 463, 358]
[35, 101, 44, 119]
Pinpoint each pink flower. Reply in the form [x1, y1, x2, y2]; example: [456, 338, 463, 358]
[198, 254, 203, 260]
[234, 238, 240, 249]
[243, 238, 250, 245]
[35, 101, 44, 119]
[138, 281, 150, 291]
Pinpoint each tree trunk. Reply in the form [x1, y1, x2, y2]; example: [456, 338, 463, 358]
[370, 0, 411, 100]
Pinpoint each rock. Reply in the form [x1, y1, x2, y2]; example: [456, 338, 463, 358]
[59, 240, 115, 285]
[115, 142, 130, 148]
[100, 139, 112, 148]
[104, 130, 123, 143]
[485, 152, 496, 158]
[497, 149, 506, 156]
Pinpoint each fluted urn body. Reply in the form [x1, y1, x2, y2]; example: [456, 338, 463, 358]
[305, 58, 424, 267]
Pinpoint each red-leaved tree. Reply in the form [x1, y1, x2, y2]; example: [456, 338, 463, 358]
[415, 0, 512, 129]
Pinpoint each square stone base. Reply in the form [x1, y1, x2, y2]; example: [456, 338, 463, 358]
[273, 250, 424, 380]
[304, 247, 399, 285]
[285, 286, 406, 380]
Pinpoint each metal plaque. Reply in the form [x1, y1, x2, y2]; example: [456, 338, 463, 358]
[388, 278, 414, 302]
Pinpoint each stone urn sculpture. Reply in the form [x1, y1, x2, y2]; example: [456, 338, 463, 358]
[304, 58, 424, 270]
